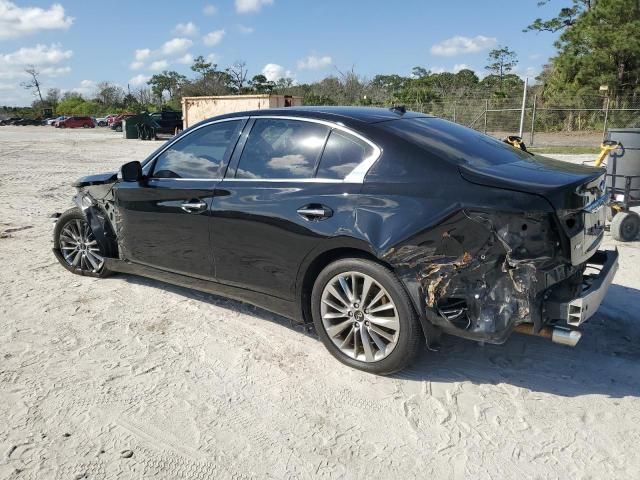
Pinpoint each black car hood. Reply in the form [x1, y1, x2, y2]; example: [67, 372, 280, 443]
[72, 172, 117, 188]
[459, 155, 604, 210]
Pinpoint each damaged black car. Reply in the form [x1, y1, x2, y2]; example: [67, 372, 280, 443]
[52, 107, 619, 375]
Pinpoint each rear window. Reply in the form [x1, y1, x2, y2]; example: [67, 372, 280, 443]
[317, 130, 372, 179]
[381, 117, 531, 167]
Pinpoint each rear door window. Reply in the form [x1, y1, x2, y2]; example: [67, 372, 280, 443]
[151, 120, 242, 179]
[317, 130, 373, 179]
[235, 119, 329, 179]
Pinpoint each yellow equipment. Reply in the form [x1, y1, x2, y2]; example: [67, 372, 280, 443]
[594, 140, 620, 167]
[503, 135, 528, 152]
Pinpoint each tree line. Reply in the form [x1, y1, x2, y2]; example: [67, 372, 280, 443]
[5, 0, 639, 120]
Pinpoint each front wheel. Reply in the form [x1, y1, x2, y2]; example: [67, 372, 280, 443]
[53, 208, 110, 277]
[311, 258, 423, 375]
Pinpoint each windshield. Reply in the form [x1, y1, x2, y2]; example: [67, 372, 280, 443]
[381, 117, 533, 167]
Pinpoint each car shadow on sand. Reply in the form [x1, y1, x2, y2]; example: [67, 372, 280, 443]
[120, 274, 640, 399]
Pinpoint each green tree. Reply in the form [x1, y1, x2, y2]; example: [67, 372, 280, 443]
[250, 74, 275, 93]
[190, 55, 216, 76]
[524, 0, 592, 33]
[147, 71, 187, 101]
[485, 46, 519, 92]
[411, 66, 429, 78]
[530, 0, 640, 101]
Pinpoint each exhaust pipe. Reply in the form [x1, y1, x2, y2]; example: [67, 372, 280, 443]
[551, 327, 582, 347]
[514, 324, 582, 347]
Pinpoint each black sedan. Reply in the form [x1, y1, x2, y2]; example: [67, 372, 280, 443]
[52, 107, 618, 374]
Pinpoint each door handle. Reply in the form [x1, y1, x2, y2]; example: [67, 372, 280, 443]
[297, 205, 333, 221]
[181, 200, 207, 213]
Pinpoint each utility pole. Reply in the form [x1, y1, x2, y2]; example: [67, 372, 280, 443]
[519, 77, 528, 138]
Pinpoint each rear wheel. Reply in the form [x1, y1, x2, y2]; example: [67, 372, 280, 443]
[53, 208, 110, 277]
[311, 258, 422, 375]
[611, 211, 640, 242]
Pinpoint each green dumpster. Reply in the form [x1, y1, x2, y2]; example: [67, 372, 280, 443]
[122, 113, 160, 140]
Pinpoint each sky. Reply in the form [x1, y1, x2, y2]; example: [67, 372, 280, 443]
[0, 0, 564, 106]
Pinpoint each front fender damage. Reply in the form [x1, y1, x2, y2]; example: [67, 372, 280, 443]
[73, 191, 119, 259]
[385, 210, 580, 344]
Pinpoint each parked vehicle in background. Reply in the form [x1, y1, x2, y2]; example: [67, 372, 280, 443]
[0, 117, 23, 125]
[108, 114, 131, 129]
[56, 116, 95, 129]
[52, 116, 66, 127]
[110, 114, 135, 132]
[95, 116, 109, 127]
[149, 110, 183, 135]
[51, 106, 618, 374]
[14, 118, 43, 126]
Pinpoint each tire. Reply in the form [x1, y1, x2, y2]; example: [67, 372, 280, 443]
[53, 207, 111, 278]
[311, 258, 423, 375]
[115, 125, 122, 132]
[611, 211, 640, 242]
[83, 124, 90, 128]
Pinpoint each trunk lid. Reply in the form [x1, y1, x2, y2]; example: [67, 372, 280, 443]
[458, 155, 605, 210]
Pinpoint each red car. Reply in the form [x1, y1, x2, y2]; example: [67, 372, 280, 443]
[109, 114, 135, 132]
[56, 116, 95, 128]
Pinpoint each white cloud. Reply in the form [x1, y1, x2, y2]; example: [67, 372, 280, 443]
[237, 24, 254, 34]
[129, 74, 150, 87]
[203, 4, 217, 15]
[428, 64, 472, 75]
[236, 0, 273, 14]
[430, 35, 497, 57]
[513, 65, 539, 80]
[0, 0, 73, 40]
[173, 22, 199, 37]
[297, 55, 332, 70]
[71, 79, 96, 96]
[261, 63, 293, 82]
[134, 48, 151, 61]
[0, 43, 72, 67]
[453, 63, 470, 72]
[206, 53, 220, 64]
[149, 60, 169, 72]
[161, 37, 193, 56]
[0, 44, 73, 104]
[177, 53, 194, 65]
[40, 65, 71, 77]
[129, 60, 144, 70]
[202, 29, 225, 46]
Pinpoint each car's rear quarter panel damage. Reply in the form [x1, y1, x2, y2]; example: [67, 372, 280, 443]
[371, 205, 583, 344]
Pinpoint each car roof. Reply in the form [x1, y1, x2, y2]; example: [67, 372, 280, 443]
[219, 106, 431, 124]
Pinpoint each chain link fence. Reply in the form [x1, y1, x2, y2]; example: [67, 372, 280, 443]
[403, 95, 640, 148]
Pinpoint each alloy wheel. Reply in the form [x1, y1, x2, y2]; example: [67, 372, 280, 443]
[59, 219, 104, 273]
[320, 271, 400, 362]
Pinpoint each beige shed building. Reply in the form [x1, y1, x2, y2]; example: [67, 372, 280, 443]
[181, 94, 303, 129]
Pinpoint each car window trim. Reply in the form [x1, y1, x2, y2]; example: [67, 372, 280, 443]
[146, 117, 248, 180]
[223, 115, 381, 184]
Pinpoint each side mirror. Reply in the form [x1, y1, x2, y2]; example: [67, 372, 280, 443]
[120, 161, 143, 182]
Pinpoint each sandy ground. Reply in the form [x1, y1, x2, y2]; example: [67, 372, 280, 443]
[1, 126, 639, 480]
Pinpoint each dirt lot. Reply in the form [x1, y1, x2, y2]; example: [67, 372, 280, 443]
[1, 126, 639, 479]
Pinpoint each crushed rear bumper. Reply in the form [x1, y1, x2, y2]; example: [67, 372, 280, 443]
[545, 249, 619, 326]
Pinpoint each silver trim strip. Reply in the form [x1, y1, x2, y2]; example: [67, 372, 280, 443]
[148, 178, 222, 182]
[225, 178, 344, 183]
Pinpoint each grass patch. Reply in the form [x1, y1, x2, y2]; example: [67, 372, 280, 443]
[529, 146, 601, 155]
